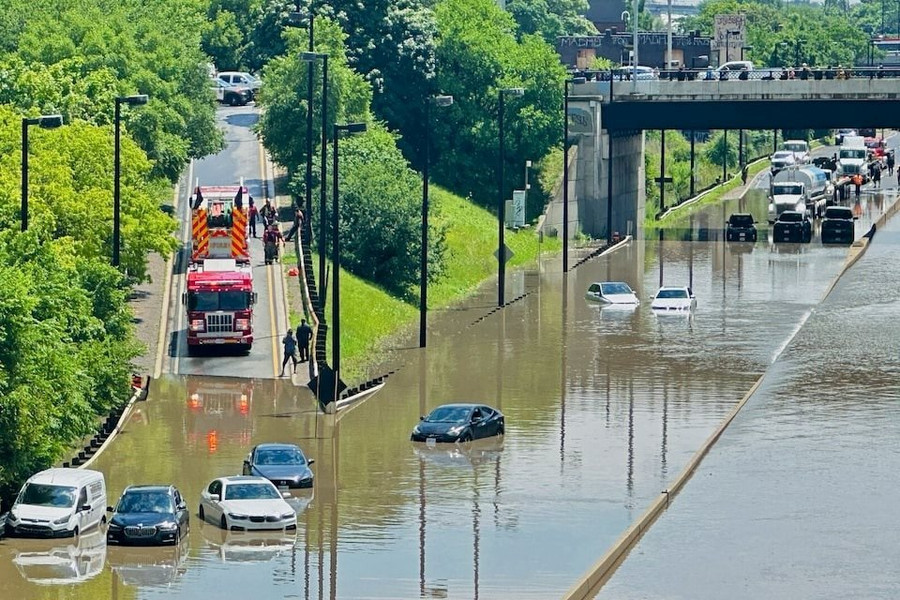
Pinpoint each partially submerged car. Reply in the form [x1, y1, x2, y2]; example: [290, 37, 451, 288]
[773, 210, 812, 243]
[650, 286, 697, 312]
[411, 404, 505, 444]
[585, 281, 639, 305]
[726, 213, 758, 242]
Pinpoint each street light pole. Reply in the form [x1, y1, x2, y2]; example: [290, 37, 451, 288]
[420, 95, 453, 348]
[331, 122, 366, 402]
[497, 87, 524, 307]
[21, 114, 63, 232]
[305, 16, 315, 233]
[301, 51, 329, 314]
[563, 77, 585, 273]
[113, 95, 148, 268]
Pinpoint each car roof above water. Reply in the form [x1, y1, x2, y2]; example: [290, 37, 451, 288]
[26, 468, 103, 487]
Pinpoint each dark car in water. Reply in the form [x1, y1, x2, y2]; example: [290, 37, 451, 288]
[410, 404, 505, 443]
[106, 485, 189, 546]
[242, 443, 315, 489]
[773, 211, 812, 243]
[726, 213, 758, 242]
[820, 206, 856, 244]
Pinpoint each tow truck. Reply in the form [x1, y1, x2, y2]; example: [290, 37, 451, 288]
[183, 259, 257, 353]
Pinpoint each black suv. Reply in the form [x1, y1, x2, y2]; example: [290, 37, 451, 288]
[726, 213, 758, 242]
[821, 206, 856, 244]
[773, 211, 812, 243]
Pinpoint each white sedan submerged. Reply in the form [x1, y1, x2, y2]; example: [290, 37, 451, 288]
[650, 286, 697, 312]
[198, 476, 296, 532]
[586, 281, 639, 305]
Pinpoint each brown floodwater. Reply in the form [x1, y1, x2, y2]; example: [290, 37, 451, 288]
[0, 186, 893, 599]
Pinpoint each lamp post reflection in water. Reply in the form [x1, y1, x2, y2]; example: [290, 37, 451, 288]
[560, 274, 568, 465]
[658, 228, 665, 287]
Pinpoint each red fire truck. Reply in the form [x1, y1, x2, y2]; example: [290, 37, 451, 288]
[189, 184, 250, 264]
[183, 259, 256, 353]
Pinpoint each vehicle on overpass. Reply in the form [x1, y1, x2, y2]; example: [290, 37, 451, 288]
[726, 213, 758, 242]
[183, 259, 256, 353]
[411, 403, 505, 443]
[835, 129, 857, 145]
[585, 281, 639, 305]
[773, 211, 812, 243]
[650, 286, 697, 312]
[189, 184, 251, 264]
[820, 206, 857, 244]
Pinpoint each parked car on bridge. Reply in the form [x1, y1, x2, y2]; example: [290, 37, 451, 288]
[199, 476, 297, 532]
[242, 443, 315, 490]
[716, 61, 754, 79]
[770, 151, 798, 174]
[773, 210, 812, 243]
[726, 213, 758, 242]
[411, 404, 505, 444]
[650, 286, 697, 312]
[836, 128, 858, 145]
[820, 206, 857, 244]
[585, 281, 639, 305]
[613, 65, 658, 80]
[106, 485, 190, 546]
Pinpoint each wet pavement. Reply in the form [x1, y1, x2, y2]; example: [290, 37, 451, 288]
[3, 174, 897, 598]
[594, 202, 900, 600]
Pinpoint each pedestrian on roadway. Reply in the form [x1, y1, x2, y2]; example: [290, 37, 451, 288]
[280, 330, 298, 376]
[887, 151, 895, 176]
[260, 200, 277, 228]
[741, 164, 749, 186]
[248, 199, 259, 238]
[873, 164, 882, 188]
[284, 208, 304, 242]
[852, 173, 862, 198]
[296, 319, 313, 363]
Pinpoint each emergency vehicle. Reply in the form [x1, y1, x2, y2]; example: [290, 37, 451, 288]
[183, 259, 256, 352]
[189, 183, 251, 263]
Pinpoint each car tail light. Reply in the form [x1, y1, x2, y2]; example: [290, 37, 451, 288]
[234, 318, 250, 331]
[190, 319, 205, 332]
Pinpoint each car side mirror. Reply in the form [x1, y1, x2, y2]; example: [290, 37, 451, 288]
[181, 292, 187, 305]
[307, 459, 315, 466]
[106, 506, 114, 512]
[80, 504, 91, 513]
[419, 415, 425, 421]
[177, 502, 187, 510]
[252, 292, 259, 305]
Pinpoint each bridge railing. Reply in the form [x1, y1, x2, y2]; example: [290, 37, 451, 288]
[570, 67, 900, 102]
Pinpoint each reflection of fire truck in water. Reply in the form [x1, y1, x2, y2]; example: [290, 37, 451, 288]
[183, 259, 256, 352]
[185, 379, 254, 452]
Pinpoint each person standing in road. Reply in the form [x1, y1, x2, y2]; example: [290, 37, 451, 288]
[852, 173, 862, 198]
[248, 198, 259, 238]
[280, 330, 298, 376]
[284, 208, 304, 242]
[873, 163, 882, 188]
[887, 151, 895, 177]
[296, 319, 313, 363]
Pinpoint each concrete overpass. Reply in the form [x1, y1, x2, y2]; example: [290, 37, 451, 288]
[555, 73, 900, 241]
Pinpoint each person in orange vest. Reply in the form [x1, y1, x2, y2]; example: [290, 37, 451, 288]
[852, 173, 862, 198]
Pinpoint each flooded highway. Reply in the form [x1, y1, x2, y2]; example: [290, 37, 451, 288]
[594, 206, 900, 599]
[3, 172, 895, 599]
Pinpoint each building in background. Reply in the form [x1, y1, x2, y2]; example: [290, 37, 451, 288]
[558, 29, 712, 70]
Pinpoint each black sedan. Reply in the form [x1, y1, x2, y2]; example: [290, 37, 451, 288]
[821, 206, 856, 244]
[726, 213, 757, 242]
[773, 211, 812, 243]
[410, 404, 505, 443]
[242, 443, 315, 489]
[106, 485, 189, 546]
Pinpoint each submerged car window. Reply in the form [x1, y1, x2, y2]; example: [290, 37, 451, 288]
[426, 406, 471, 423]
[224, 483, 281, 500]
[656, 289, 688, 299]
[118, 492, 174, 514]
[20, 484, 78, 508]
[256, 448, 305, 465]
[601, 282, 633, 295]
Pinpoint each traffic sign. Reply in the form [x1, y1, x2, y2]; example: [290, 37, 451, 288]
[494, 244, 514, 264]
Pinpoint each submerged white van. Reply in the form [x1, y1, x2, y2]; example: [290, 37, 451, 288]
[6, 468, 107, 538]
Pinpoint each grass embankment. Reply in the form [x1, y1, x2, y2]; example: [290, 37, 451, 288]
[287, 186, 560, 382]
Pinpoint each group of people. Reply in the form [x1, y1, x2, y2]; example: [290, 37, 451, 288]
[247, 197, 278, 238]
[280, 319, 314, 377]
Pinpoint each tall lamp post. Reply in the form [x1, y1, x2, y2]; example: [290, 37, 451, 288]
[114, 95, 148, 267]
[420, 95, 453, 349]
[497, 87, 524, 307]
[21, 114, 63, 232]
[331, 122, 367, 401]
[563, 77, 585, 273]
[305, 16, 315, 232]
[301, 52, 329, 313]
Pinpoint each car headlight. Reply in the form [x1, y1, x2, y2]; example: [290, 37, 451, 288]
[7, 511, 18, 522]
[53, 516, 70, 525]
[228, 513, 248, 520]
[280, 512, 295, 520]
[107, 522, 123, 531]
[158, 522, 178, 532]
[412, 425, 421, 435]
[447, 425, 464, 435]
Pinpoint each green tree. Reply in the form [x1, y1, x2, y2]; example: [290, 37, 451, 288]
[705, 130, 738, 171]
[506, 0, 596, 45]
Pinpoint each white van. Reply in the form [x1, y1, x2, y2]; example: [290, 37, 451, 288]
[6, 468, 107, 538]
